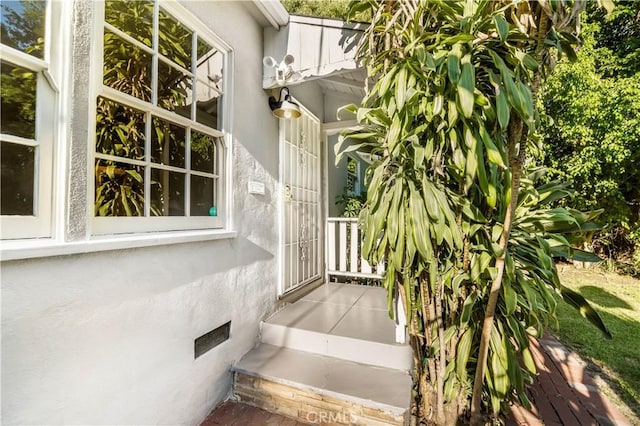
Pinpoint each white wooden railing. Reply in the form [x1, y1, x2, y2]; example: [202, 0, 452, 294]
[326, 217, 386, 279]
[326, 217, 406, 343]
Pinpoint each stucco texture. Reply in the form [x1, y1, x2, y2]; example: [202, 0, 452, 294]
[1, 1, 281, 424]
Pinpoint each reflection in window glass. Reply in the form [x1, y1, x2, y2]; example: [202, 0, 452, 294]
[97, 1, 225, 225]
[196, 38, 213, 61]
[191, 132, 215, 174]
[0, 0, 47, 58]
[157, 59, 192, 117]
[196, 38, 223, 90]
[104, 0, 153, 48]
[96, 97, 146, 160]
[195, 40, 224, 131]
[195, 80, 220, 129]
[0, 142, 34, 215]
[190, 175, 214, 216]
[150, 169, 185, 216]
[151, 117, 185, 168]
[158, 7, 192, 69]
[94, 159, 145, 216]
[0, 61, 37, 139]
[103, 30, 152, 101]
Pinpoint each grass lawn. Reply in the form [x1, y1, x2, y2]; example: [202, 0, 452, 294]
[554, 265, 640, 422]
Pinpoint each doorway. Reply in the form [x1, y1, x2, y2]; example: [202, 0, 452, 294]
[279, 105, 323, 295]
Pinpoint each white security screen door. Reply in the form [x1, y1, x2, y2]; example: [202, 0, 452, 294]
[280, 106, 323, 295]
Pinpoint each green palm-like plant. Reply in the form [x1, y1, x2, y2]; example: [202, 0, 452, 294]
[338, 0, 613, 423]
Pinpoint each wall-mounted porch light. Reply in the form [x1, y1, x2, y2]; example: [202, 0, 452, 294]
[268, 87, 301, 119]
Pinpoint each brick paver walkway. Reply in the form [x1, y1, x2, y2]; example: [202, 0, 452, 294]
[203, 336, 632, 426]
[508, 336, 631, 426]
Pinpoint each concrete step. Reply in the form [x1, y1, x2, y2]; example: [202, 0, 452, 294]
[232, 343, 411, 426]
[261, 283, 413, 371]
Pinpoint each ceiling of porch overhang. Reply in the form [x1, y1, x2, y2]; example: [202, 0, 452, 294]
[263, 14, 367, 94]
[316, 69, 366, 98]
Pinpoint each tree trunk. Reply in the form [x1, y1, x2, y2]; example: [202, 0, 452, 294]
[470, 12, 550, 425]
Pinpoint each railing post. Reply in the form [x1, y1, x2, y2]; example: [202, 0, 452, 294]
[349, 222, 358, 273]
[327, 220, 336, 273]
[395, 290, 407, 344]
[339, 221, 347, 271]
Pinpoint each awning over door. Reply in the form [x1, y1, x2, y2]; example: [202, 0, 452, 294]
[263, 15, 367, 90]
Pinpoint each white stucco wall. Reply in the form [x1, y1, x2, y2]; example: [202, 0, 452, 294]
[324, 91, 359, 123]
[287, 81, 325, 123]
[1, 1, 281, 425]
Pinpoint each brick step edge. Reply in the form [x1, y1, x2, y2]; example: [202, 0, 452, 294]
[233, 372, 408, 426]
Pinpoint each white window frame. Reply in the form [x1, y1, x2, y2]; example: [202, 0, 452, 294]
[89, 0, 233, 236]
[0, 1, 61, 240]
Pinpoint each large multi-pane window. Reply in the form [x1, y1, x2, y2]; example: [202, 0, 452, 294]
[93, 0, 230, 234]
[0, 0, 56, 239]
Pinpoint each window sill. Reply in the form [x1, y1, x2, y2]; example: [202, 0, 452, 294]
[0, 229, 237, 261]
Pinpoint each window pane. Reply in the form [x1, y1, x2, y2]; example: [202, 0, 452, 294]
[157, 59, 192, 117]
[0, 142, 34, 215]
[94, 159, 145, 216]
[0, 0, 47, 59]
[190, 175, 215, 216]
[104, 0, 153, 48]
[195, 39, 224, 130]
[103, 30, 152, 101]
[196, 38, 223, 90]
[158, 7, 192, 70]
[190, 132, 216, 174]
[150, 168, 185, 216]
[96, 97, 146, 160]
[151, 117, 185, 168]
[0, 61, 36, 139]
[195, 80, 221, 129]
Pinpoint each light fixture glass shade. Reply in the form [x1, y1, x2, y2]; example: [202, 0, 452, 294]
[273, 99, 301, 119]
[268, 87, 301, 119]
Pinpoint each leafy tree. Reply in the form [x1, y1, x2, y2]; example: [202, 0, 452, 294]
[338, 0, 611, 423]
[586, 0, 640, 78]
[281, 0, 369, 21]
[281, 0, 349, 19]
[541, 10, 640, 265]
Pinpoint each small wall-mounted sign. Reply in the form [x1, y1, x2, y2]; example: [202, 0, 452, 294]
[248, 181, 265, 195]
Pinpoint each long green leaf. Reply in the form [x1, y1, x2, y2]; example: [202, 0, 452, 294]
[493, 14, 509, 42]
[396, 66, 407, 111]
[559, 285, 612, 339]
[457, 326, 475, 380]
[458, 59, 475, 117]
[409, 181, 434, 260]
[448, 44, 461, 84]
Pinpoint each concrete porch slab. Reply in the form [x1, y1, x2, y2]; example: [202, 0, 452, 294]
[261, 284, 413, 371]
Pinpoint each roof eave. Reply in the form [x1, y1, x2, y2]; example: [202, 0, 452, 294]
[253, 0, 289, 29]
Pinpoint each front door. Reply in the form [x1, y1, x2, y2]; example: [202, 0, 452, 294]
[280, 105, 323, 295]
